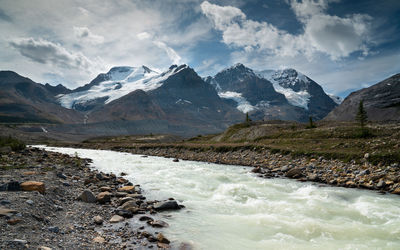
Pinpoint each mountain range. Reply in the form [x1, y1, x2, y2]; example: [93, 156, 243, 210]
[0, 63, 397, 137]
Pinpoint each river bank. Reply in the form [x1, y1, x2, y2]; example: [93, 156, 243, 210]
[0, 146, 179, 249]
[80, 143, 400, 196]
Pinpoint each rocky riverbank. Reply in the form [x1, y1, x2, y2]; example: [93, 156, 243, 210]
[0, 147, 183, 249]
[109, 145, 400, 195]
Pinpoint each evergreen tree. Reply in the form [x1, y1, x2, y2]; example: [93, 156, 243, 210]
[245, 112, 251, 123]
[306, 116, 316, 129]
[356, 100, 368, 129]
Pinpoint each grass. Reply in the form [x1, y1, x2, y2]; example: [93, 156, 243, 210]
[0, 136, 26, 151]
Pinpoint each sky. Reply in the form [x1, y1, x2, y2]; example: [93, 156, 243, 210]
[0, 0, 399, 97]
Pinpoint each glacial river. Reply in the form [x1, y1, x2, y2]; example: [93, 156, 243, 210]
[38, 146, 400, 249]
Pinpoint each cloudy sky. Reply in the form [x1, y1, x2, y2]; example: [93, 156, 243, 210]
[1, 0, 399, 97]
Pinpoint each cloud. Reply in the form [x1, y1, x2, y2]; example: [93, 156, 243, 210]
[137, 32, 182, 65]
[0, 8, 12, 22]
[73, 26, 104, 45]
[9, 37, 95, 71]
[200, 0, 372, 60]
[153, 41, 182, 65]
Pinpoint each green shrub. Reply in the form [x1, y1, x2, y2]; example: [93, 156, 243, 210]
[0, 136, 26, 151]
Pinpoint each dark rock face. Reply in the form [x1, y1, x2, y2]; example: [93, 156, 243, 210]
[207, 64, 336, 122]
[212, 64, 287, 106]
[325, 73, 400, 121]
[44, 83, 71, 96]
[0, 71, 84, 124]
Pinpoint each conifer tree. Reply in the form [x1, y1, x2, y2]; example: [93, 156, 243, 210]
[356, 100, 368, 129]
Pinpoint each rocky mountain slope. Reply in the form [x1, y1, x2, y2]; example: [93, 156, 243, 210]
[0, 71, 83, 124]
[205, 64, 338, 122]
[325, 73, 400, 121]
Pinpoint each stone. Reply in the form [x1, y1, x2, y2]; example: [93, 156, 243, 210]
[100, 186, 112, 192]
[377, 180, 385, 188]
[391, 188, 400, 195]
[115, 209, 133, 218]
[26, 199, 34, 205]
[20, 181, 45, 194]
[157, 233, 170, 244]
[109, 215, 124, 223]
[56, 172, 67, 179]
[139, 215, 153, 222]
[149, 220, 169, 228]
[117, 178, 128, 184]
[94, 215, 104, 225]
[48, 226, 60, 233]
[126, 193, 145, 199]
[38, 246, 52, 250]
[281, 165, 289, 172]
[116, 192, 128, 197]
[153, 200, 181, 211]
[118, 186, 135, 193]
[0, 207, 18, 217]
[7, 218, 22, 225]
[23, 171, 37, 175]
[120, 172, 128, 176]
[93, 236, 105, 243]
[157, 242, 170, 249]
[173, 158, 179, 162]
[78, 189, 96, 203]
[96, 192, 111, 204]
[285, 168, 303, 179]
[364, 153, 370, 159]
[0, 181, 21, 191]
[119, 197, 134, 206]
[120, 200, 138, 210]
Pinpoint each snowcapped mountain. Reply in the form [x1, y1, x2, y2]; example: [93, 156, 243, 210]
[206, 64, 338, 121]
[58, 65, 187, 111]
[328, 94, 343, 104]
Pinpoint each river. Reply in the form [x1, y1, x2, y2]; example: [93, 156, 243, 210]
[38, 146, 400, 249]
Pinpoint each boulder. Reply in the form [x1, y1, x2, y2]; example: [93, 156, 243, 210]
[153, 200, 181, 211]
[109, 215, 124, 223]
[157, 233, 170, 244]
[20, 181, 45, 194]
[96, 192, 111, 204]
[285, 168, 303, 179]
[93, 215, 104, 225]
[115, 209, 133, 218]
[119, 197, 134, 206]
[78, 190, 96, 203]
[118, 186, 135, 193]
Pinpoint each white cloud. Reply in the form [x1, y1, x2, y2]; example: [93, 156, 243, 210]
[153, 41, 182, 65]
[201, 0, 372, 60]
[73, 26, 104, 45]
[9, 37, 95, 71]
[137, 32, 151, 40]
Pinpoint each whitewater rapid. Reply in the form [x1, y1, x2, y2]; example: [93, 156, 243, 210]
[38, 146, 400, 249]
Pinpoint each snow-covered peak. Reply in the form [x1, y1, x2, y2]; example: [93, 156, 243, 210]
[328, 94, 343, 104]
[58, 64, 185, 110]
[256, 68, 311, 110]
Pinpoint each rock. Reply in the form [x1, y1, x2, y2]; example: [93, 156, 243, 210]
[120, 172, 128, 176]
[96, 192, 111, 204]
[119, 197, 134, 206]
[157, 242, 170, 249]
[391, 188, 400, 195]
[109, 215, 124, 223]
[251, 167, 261, 173]
[23, 171, 37, 176]
[149, 220, 169, 228]
[157, 233, 170, 244]
[281, 165, 289, 172]
[116, 192, 128, 197]
[115, 209, 133, 218]
[364, 153, 370, 159]
[10, 239, 27, 245]
[127, 193, 145, 199]
[26, 199, 34, 205]
[377, 180, 385, 188]
[0, 207, 18, 217]
[93, 236, 105, 243]
[100, 186, 112, 192]
[120, 200, 138, 210]
[48, 226, 60, 233]
[153, 200, 181, 211]
[139, 215, 153, 222]
[173, 158, 179, 162]
[78, 189, 96, 203]
[285, 168, 303, 178]
[20, 181, 45, 194]
[94, 215, 104, 225]
[38, 246, 52, 250]
[56, 172, 67, 179]
[7, 218, 22, 225]
[118, 186, 135, 193]
[307, 174, 319, 182]
[0, 200, 11, 205]
[0, 181, 21, 191]
[116, 178, 128, 184]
